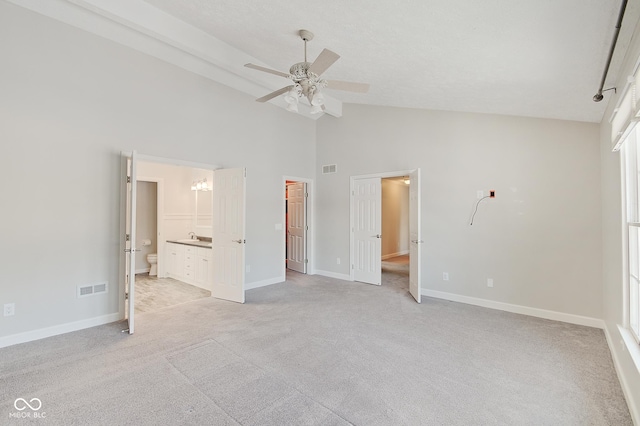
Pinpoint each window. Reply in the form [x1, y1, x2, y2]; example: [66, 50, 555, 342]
[622, 128, 640, 343]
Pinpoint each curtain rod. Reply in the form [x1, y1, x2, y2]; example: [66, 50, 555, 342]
[593, 0, 628, 102]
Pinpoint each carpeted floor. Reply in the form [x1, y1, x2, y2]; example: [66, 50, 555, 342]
[0, 271, 631, 425]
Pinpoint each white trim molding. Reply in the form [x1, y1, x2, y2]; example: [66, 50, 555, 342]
[422, 289, 604, 329]
[245, 276, 284, 291]
[0, 313, 121, 349]
[315, 270, 352, 281]
[603, 324, 640, 425]
[381, 251, 409, 260]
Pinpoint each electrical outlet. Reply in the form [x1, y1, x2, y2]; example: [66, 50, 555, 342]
[477, 190, 484, 199]
[337, 258, 341, 265]
[4, 303, 15, 317]
[487, 278, 494, 288]
[443, 272, 449, 281]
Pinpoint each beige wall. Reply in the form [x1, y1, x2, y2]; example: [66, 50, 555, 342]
[135, 181, 157, 271]
[381, 179, 409, 258]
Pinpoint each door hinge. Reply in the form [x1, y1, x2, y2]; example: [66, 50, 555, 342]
[126, 234, 130, 241]
[305, 193, 308, 198]
[127, 176, 131, 183]
[125, 292, 129, 300]
[351, 264, 354, 270]
[304, 259, 308, 264]
[306, 225, 309, 230]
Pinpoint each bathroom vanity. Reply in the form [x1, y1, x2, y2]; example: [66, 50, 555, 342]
[165, 240, 212, 290]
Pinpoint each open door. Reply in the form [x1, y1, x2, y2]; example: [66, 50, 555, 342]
[212, 168, 246, 303]
[353, 177, 382, 285]
[124, 151, 137, 334]
[287, 182, 307, 273]
[409, 168, 422, 303]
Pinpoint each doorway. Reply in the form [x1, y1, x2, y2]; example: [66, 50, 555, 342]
[283, 176, 314, 277]
[121, 152, 247, 334]
[381, 177, 411, 292]
[350, 169, 422, 302]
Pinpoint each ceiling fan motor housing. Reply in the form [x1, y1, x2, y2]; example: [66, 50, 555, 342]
[289, 62, 311, 80]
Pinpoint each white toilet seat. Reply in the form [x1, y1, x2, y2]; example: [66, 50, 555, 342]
[147, 253, 158, 276]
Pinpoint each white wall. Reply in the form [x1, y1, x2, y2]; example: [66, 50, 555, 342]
[0, 2, 315, 340]
[316, 105, 602, 319]
[381, 179, 409, 258]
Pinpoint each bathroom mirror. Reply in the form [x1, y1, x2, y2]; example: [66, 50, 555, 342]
[196, 190, 212, 229]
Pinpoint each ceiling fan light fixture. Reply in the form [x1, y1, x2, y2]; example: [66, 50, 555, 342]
[286, 102, 299, 113]
[284, 86, 300, 104]
[245, 29, 369, 114]
[311, 91, 324, 106]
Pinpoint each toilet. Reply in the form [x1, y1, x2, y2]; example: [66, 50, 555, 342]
[147, 253, 157, 276]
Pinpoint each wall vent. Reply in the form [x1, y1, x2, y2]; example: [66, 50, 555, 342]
[322, 164, 337, 174]
[78, 282, 109, 298]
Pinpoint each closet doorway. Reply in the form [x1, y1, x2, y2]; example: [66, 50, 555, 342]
[283, 176, 314, 276]
[350, 169, 422, 302]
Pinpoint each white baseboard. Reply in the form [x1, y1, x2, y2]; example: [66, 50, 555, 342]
[0, 313, 121, 349]
[381, 251, 409, 260]
[422, 289, 604, 329]
[603, 324, 640, 425]
[245, 276, 284, 290]
[315, 270, 352, 281]
[135, 267, 150, 274]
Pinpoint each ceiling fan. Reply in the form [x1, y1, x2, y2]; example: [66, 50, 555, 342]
[245, 29, 370, 114]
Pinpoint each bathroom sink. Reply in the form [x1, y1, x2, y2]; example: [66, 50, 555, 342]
[176, 239, 199, 243]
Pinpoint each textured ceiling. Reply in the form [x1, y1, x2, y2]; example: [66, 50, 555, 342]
[142, 0, 637, 123]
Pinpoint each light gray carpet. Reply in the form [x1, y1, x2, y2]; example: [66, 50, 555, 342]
[135, 274, 211, 313]
[0, 271, 631, 425]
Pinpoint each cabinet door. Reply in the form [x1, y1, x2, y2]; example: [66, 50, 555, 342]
[196, 255, 210, 288]
[166, 243, 184, 279]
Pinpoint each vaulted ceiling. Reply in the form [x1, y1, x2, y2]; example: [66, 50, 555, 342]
[11, 0, 640, 122]
[141, 0, 638, 123]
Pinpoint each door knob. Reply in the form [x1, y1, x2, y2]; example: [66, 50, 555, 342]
[374, 234, 382, 238]
[233, 239, 246, 244]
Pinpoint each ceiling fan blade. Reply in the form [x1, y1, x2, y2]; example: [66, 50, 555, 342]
[308, 49, 340, 76]
[326, 80, 370, 93]
[255, 85, 293, 103]
[245, 63, 291, 79]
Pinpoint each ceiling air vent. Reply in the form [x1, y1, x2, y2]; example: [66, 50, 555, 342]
[322, 164, 337, 174]
[78, 282, 109, 298]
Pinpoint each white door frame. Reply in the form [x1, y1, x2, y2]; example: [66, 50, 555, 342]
[350, 169, 417, 282]
[282, 176, 315, 278]
[119, 152, 221, 320]
[136, 177, 165, 277]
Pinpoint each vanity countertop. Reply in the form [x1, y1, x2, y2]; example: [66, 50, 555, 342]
[166, 239, 212, 248]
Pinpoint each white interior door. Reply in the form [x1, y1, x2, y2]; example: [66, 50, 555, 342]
[124, 151, 137, 334]
[212, 168, 246, 303]
[409, 168, 422, 303]
[353, 177, 382, 285]
[287, 182, 307, 273]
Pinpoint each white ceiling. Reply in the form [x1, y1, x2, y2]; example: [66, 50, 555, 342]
[10, 0, 638, 122]
[138, 0, 639, 123]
